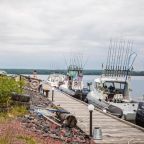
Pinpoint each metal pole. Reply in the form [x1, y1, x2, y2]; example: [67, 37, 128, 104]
[90, 110, 93, 137]
[52, 89, 54, 101]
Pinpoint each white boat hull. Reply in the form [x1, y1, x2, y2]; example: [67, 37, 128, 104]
[87, 92, 138, 121]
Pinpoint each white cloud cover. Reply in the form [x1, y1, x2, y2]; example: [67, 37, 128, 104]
[0, 0, 144, 69]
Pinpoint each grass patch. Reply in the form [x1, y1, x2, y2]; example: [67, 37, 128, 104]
[17, 135, 37, 144]
[0, 112, 10, 123]
[10, 105, 28, 117]
[0, 105, 28, 123]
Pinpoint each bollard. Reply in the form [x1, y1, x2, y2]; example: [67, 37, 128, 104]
[52, 87, 54, 101]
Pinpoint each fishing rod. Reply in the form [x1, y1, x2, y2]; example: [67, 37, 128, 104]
[127, 41, 134, 77]
[123, 42, 129, 77]
[110, 41, 114, 76]
[106, 40, 112, 76]
[73, 56, 76, 68]
[72, 57, 75, 70]
[125, 51, 137, 81]
[125, 41, 131, 77]
[119, 40, 125, 77]
[115, 40, 121, 77]
[111, 41, 117, 77]
[107, 40, 112, 76]
[124, 40, 130, 77]
[118, 40, 123, 77]
[113, 41, 118, 76]
[63, 55, 68, 70]
[80, 53, 84, 69]
[77, 54, 81, 70]
[110, 41, 116, 76]
[83, 56, 89, 71]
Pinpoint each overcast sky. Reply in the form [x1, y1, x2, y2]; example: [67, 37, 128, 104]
[0, 0, 144, 70]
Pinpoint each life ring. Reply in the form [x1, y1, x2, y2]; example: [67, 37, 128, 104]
[30, 80, 39, 89]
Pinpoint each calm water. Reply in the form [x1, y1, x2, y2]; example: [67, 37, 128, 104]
[34, 75, 144, 102]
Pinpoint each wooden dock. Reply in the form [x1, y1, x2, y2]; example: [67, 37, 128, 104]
[48, 88, 144, 144]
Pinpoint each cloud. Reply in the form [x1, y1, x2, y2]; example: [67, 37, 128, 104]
[0, 0, 144, 69]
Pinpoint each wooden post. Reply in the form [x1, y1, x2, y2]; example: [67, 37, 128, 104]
[45, 90, 49, 98]
[20, 75, 22, 93]
[52, 88, 54, 101]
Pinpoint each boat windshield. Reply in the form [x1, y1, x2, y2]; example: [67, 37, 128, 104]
[103, 81, 126, 94]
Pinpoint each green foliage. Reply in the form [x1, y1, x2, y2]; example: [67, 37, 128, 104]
[0, 105, 28, 123]
[10, 105, 28, 117]
[0, 112, 8, 123]
[17, 136, 37, 144]
[0, 76, 25, 105]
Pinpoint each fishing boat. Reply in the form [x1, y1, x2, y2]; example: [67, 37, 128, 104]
[86, 40, 139, 121]
[46, 73, 66, 88]
[59, 52, 87, 99]
[59, 65, 84, 99]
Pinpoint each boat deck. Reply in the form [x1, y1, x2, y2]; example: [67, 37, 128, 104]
[48, 88, 144, 144]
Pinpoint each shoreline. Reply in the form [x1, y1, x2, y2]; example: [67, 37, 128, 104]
[2, 69, 144, 76]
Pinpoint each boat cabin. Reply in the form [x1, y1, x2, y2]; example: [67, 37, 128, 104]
[67, 65, 83, 90]
[94, 77, 130, 102]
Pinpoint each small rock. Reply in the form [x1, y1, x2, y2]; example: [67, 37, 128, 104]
[43, 133, 49, 137]
[24, 115, 29, 118]
[35, 125, 42, 130]
[28, 116, 35, 120]
[31, 119, 37, 124]
[43, 126, 49, 133]
[26, 123, 33, 128]
[21, 118, 27, 123]
[49, 134, 61, 140]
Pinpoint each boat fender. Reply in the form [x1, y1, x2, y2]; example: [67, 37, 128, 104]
[108, 105, 123, 118]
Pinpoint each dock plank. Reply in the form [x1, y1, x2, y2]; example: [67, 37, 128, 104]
[49, 89, 144, 144]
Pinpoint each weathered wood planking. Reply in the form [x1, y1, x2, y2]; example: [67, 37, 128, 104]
[48, 89, 144, 144]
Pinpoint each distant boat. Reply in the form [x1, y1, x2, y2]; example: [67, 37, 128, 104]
[86, 40, 139, 121]
[46, 73, 66, 88]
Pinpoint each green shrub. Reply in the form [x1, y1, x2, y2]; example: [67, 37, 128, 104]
[0, 76, 25, 105]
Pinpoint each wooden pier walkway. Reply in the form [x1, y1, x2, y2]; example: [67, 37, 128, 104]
[48, 88, 144, 144]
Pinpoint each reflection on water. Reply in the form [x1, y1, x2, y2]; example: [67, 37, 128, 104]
[36, 75, 144, 102]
